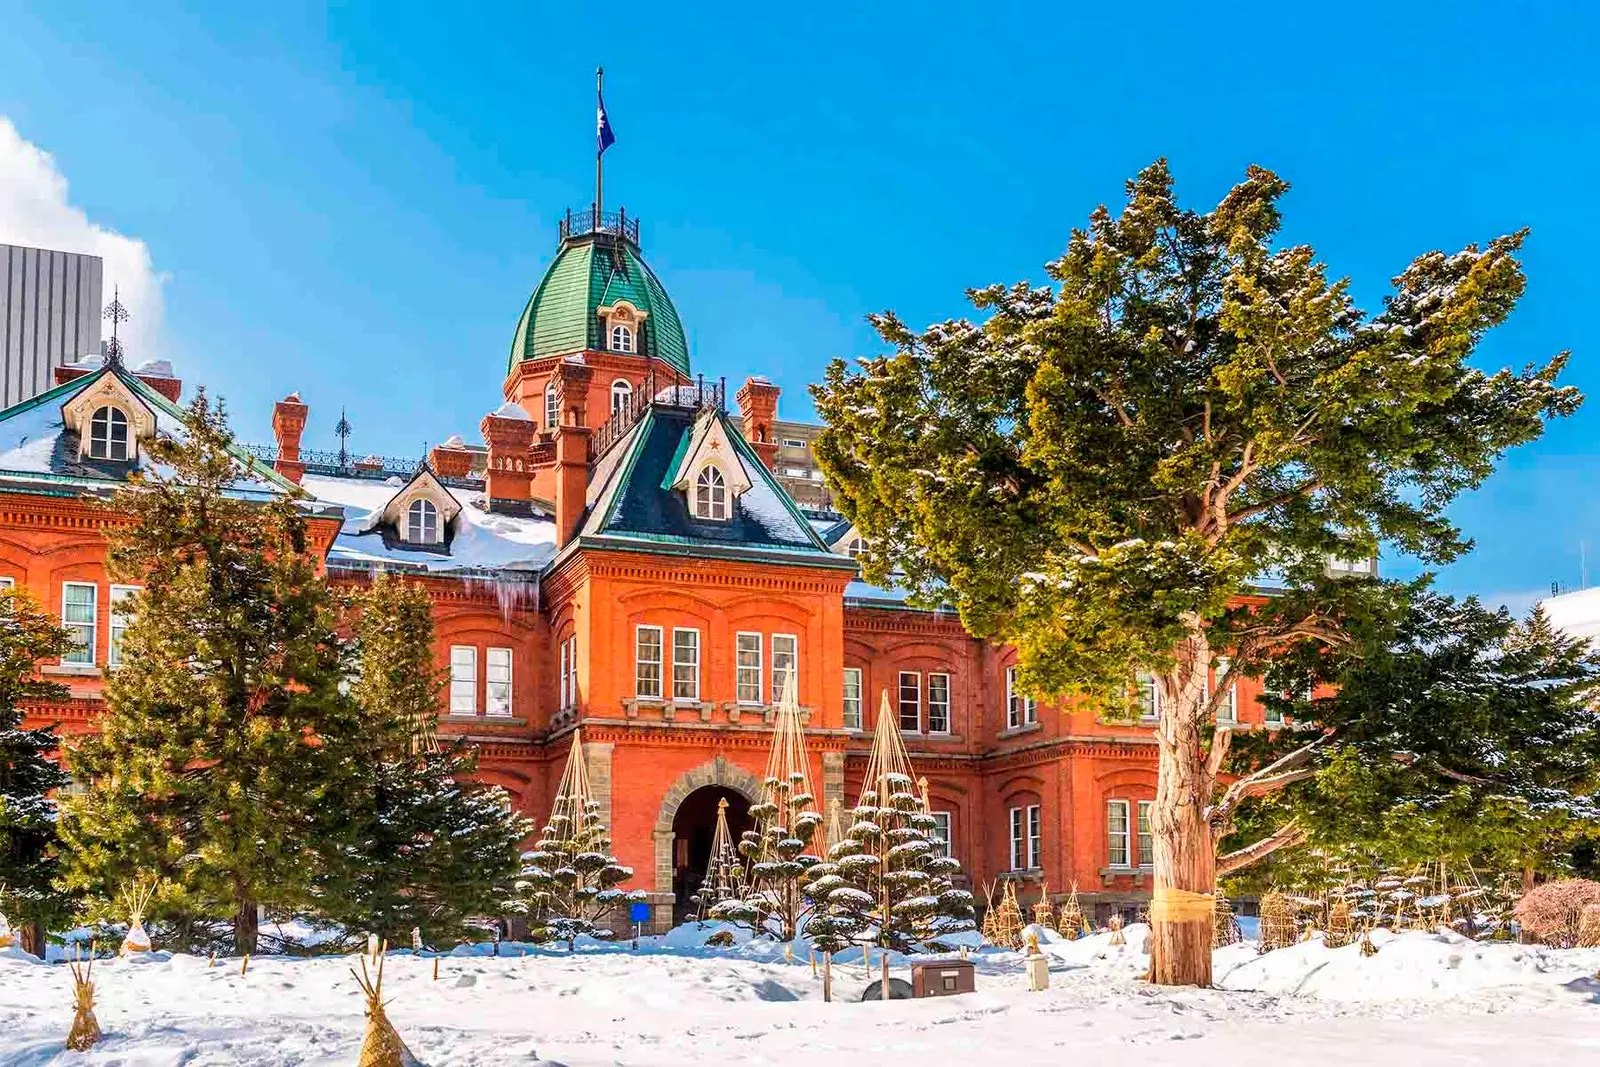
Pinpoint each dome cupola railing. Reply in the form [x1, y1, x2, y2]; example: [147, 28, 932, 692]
[559, 205, 641, 247]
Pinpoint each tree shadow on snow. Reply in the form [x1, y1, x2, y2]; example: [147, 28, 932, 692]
[1560, 975, 1600, 1003]
[751, 979, 800, 1002]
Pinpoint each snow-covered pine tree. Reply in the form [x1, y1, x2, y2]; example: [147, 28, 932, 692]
[515, 728, 644, 948]
[313, 572, 529, 947]
[811, 161, 1577, 983]
[804, 694, 974, 954]
[0, 588, 75, 956]
[689, 796, 747, 924]
[57, 392, 364, 954]
[711, 674, 822, 939]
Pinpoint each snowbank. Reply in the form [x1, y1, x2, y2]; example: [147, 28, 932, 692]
[2, 927, 1598, 1065]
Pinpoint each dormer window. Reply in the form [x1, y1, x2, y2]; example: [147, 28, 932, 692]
[544, 383, 559, 430]
[694, 465, 728, 520]
[406, 498, 440, 543]
[611, 379, 632, 414]
[610, 324, 636, 353]
[88, 406, 130, 460]
[844, 535, 866, 558]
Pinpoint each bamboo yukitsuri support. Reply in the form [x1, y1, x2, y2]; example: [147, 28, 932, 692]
[740, 671, 824, 938]
[65, 943, 102, 1052]
[1258, 891, 1297, 953]
[690, 797, 742, 923]
[120, 877, 158, 955]
[351, 944, 419, 1067]
[823, 950, 833, 1002]
[1032, 881, 1056, 929]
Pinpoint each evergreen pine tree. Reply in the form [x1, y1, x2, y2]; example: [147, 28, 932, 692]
[711, 676, 822, 939]
[804, 695, 974, 953]
[514, 729, 644, 948]
[811, 161, 1578, 983]
[0, 588, 75, 955]
[58, 392, 362, 953]
[313, 572, 529, 946]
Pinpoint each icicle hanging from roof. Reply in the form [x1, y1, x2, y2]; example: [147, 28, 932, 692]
[856, 690, 917, 807]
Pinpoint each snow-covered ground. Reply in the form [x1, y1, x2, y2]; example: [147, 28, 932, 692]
[3, 924, 1598, 1066]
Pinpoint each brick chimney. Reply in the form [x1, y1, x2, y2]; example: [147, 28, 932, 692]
[735, 376, 781, 469]
[429, 435, 474, 480]
[551, 358, 596, 547]
[271, 393, 309, 484]
[480, 403, 538, 503]
[56, 358, 183, 402]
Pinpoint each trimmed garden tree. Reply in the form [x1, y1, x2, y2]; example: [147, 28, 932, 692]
[0, 588, 75, 956]
[811, 161, 1578, 984]
[313, 572, 529, 946]
[804, 695, 975, 953]
[59, 393, 363, 953]
[514, 729, 644, 947]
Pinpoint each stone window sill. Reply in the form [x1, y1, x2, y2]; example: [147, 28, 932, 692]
[996, 722, 1042, 740]
[44, 664, 100, 677]
[445, 714, 527, 727]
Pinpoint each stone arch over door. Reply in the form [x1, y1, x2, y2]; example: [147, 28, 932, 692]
[652, 756, 764, 896]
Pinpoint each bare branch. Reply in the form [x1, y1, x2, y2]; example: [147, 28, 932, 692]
[1216, 822, 1306, 876]
[1210, 734, 1330, 824]
[1225, 478, 1322, 527]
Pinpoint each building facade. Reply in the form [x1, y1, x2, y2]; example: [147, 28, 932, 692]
[3, 205, 1293, 930]
[0, 243, 104, 409]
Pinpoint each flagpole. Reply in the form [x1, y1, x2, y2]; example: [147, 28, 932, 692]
[595, 65, 604, 227]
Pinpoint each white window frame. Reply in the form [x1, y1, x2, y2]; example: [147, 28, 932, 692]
[635, 625, 663, 699]
[610, 378, 632, 414]
[735, 631, 763, 705]
[544, 383, 559, 430]
[927, 672, 951, 734]
[1137, 799, 1154, 868]
[0, 577, 14, 590]
[610, 323, 635, 353]
[1009, 804, 1040, 870]
[781, 437, 806, 449]
[672, 627, 700, 702]
[1005, 665, 1036, 729]
[694, 464, 728, 520]
[1215, 656, 1238, 724]
[771, 633, 798, 701]
[61, 582, 97, 666]
[930, 811, 952, 859]
[109, 584, 139, 668]
[406, 497, 440, 544]
[844, 536, 866, 558]
[486, 646, 513, 717]
[88, 405, 130, 460]
[898, 670, 921, 733]
[1107, 799, 1131, 868]
[563, 635, 578, 710]
[842, 667, 863, 730]
[1028, 804, 1042, 869]
[449, 645, 477, 715]
[1136, 671, 1161, 721]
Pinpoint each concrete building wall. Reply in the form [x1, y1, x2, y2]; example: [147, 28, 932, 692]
[0, 243, 103, 407]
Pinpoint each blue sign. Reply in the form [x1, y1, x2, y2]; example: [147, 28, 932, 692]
[629, 901, 653, 923]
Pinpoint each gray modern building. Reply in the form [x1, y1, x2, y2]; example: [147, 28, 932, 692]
[0, 243, 104, 407]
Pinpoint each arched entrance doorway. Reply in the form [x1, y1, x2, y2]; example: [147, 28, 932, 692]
[671, 786, 752, 925]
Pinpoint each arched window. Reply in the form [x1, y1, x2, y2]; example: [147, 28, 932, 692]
[610, 323, 636, 353]
[844, 535, 867, 558]
[88, 405, 130, 460]
[406, 498, 439, 543]
[544, 383, 559, 430]
[694, 465, 727, 520]
[611, 378, 632, 415]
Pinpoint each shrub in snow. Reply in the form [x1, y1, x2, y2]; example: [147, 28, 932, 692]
[1514, 879, 1600, 948]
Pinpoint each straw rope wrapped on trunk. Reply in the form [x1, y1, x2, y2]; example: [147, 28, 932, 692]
[66, 945, 101, 1051]
[351, 944, 418, 1067]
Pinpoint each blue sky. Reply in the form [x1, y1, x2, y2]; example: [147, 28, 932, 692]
[1, 1, 1596, 609]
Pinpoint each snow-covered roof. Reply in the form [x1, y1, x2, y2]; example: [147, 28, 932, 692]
[300, 473, 557, 575]
[1542, 587, 1600, 647]
[0, 366, 288, 498]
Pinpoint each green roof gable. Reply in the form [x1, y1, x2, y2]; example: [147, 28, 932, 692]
[507, 236, 690, 376]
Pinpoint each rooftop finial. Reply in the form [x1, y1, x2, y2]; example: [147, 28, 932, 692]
[335, 407, 353, 469]
[102, 287, 129, 367]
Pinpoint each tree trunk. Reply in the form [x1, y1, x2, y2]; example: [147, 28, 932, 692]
[1148, 630, 1217, 987]
[234, 892, 259, 956]
[20, 920, 46, 959]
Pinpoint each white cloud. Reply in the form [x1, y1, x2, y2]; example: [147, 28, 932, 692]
[0, 115, 163, 361]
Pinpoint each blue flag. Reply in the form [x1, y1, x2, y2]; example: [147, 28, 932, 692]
[597, 91, 616, 155]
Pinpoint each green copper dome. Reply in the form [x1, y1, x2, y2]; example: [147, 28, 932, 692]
[507, 233, 691, 376]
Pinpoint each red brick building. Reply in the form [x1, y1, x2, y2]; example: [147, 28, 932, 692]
[1, 207, 1288, 930]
